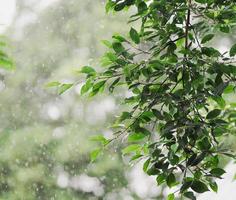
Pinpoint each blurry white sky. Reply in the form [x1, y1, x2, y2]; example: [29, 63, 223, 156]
[0, 0, 60, 33]
[0, 0, 235, 199]
[0, 0, 16, 33]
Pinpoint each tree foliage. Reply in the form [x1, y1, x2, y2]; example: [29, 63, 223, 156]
[73, 0, 236, 198]
[0, 37, 14, 70]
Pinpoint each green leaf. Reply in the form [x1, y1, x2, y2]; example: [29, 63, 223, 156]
[130, 154, 143, 161]
[0, 58, 14, 70]
[166, 173, 176, 188]
[81, 79, 92, 95]
[45, 81, 61, 88]
[219, 25, 230, 33]
[90, 149, 101, 162]
[183, 192, 196, 200]
[105, 1, 115, 13]
[224, 85, 235, 94]
[147, 165, 160, 176]
[210, 168, 226, 177]
[80, 66, 96, 75]
[152, 109, 164, 120]
[112, 34, 127, 42]
[101, 40, 112, 48]
[114, 2, 126, 11]
[130, 27, 140, 44]
[206, 109, 221, 119]
[212, 96, 226, 109]
[190, 152, 206, 166]
[201, 34, 214, 44]
[167, 193, 175, 200]
[202, 47, 220, 57]
[180, 180, 193, 192]
[122, 144, 141, 155]
[91, 81, 106, 96]
[191, 181, 209, 193]
[112, 42, 125, 54]
[90, 134, 109, 146]
[195, 0, 207, 3]
[58, 83, 73, 95]
[128, 132, 147, 142]
[198, 137, 211, 150]
[119, 111, 131, 122]
[105, 52, 117, 62]
[109, 77, 120, 93]
[143, 158, 150, 172]
[230, 44, 236, 57]
[210, 181, 218, 193]
[156, 174, 166, 185]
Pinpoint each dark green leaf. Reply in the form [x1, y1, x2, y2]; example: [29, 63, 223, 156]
[191, 181, 209, 193]
[198, 137, 211, 150]
[210, 168, 226, 177]
[206, 109, 221, 119]
[112, 42, 125, 54]
[130, 27, 140, 44]
[183, 192, 196, 200]
[201, 34, 214, 44]
[230, 44, 236, 57]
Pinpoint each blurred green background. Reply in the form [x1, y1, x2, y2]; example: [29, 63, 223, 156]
[0, 0, 151, 199]
[0, 0, 235, 200]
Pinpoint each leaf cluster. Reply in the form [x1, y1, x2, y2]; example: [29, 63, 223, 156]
[78, 0, 236, 198]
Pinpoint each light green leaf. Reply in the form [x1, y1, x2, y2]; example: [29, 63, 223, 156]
[58, 83, 73, 95]
[122, 144, 141, 155]
[101, 40, 112, 48]
[81, 79, 92, 95]
[211, 96, 226, 109]
[143, 158, 150, 172]
[224, 85, 235, 94]
[167, 193, 175, 200]
[128, 132, 147, 142]
[45, 81, 61, 88]
[90, 134, 109, 145]
[90, 149, 101, 162]
[0, 58, 14, 70]
[80, 66, 96, 75]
